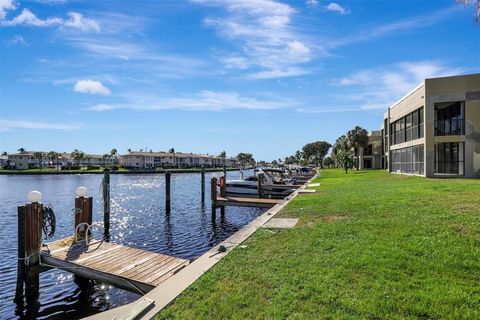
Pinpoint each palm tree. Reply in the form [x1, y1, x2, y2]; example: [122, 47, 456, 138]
[47, 151, 57, 169]
[346, 126, 369, 170]
[168, 148, 176, 168]
[295, 150, 303, 164]
[1, 151, 7, 156]
[33, 152, 44, 169]
[332, 135, 354, 173]
[110, 148, 118, 165]
[71, 149, 85, 166]
[127, 148, 132, 153]
[18, 147, 25, 153]
[218, 151, 226, 168]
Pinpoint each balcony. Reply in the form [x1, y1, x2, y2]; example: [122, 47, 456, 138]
[434, 119, 465, 136]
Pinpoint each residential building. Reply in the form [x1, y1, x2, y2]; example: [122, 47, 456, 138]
[380, 73, 480, 178]
[120, 151, 238, 169]
[8, 151, 50, 169]
[360, 131, 385, 170]
[0, 155, 8, 166]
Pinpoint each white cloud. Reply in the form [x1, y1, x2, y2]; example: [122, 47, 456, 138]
[87, 90, 294, 112]
[331, 61, 465, 110]
[5, 34, 27, 46]
[63, 12, 100, 32]
[0, 119, 82, 131]
[222, 56, 249, 69]
[1, 8, 100, 32]
[288, 40, 310, 56]
[74, 79, 111, 95]
[325, 3, 350, 15]
[329, 6, 458, 48]
[193, 0, 313, 79]
[306, 0, 319, 7]
[0, 0, 16, 20]
[2, 8, 62, 26]
[248, 67, 310, 79]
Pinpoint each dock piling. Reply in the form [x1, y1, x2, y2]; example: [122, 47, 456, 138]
[211, 177, 217, 209]
[16, 192, 44, 305]
[257, 173, 264, 198]
[103, 169, 110, 238]
[201, 167, 205, 203]
[165, 171, 171, 213]
[74, 188, 93, 239]
[219, 176, 226, 198]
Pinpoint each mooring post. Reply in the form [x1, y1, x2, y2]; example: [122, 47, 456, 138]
[16, 191, 44, 304]
[201, 166, 205, 203]
[240, 168, 244, 180]
[223, 164, 227, 180]
[102, 169, 111, 238]
[219, 176, 226, 198]
[257, 173, 264, 198]
[165, 171, 171, 213]
[15, 204, 26, 303]
[211, 177, 218, 209]
[74, 187, 93, 239]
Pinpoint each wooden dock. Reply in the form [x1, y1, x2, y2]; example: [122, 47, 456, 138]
[40, 237, 189, 294]
[215, 196, 283, 208]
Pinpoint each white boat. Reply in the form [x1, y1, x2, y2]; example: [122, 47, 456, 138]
[226, 168, 297, 198]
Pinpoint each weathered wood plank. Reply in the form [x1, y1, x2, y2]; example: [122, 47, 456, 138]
[40, 237, 189, 294]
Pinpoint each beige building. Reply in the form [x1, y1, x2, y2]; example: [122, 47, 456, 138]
[360, 131, 385, 170]
[8, 151, 50, 169]
[120, 151, 238, 169]
[381, 73, 480, 178]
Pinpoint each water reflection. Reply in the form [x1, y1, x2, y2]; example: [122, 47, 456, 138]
[0, 170, 264, 319]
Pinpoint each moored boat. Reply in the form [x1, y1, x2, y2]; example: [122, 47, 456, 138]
[226, 168, 298, 198]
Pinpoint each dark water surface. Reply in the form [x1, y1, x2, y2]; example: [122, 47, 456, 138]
[0, 171, 263, 319]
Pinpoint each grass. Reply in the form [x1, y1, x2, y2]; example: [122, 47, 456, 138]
[156, 169, 480, 319]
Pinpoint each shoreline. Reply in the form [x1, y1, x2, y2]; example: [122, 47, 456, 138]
[0, 167, 242, 176]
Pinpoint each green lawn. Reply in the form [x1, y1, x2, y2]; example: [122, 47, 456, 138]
[156, 169, 480, 319]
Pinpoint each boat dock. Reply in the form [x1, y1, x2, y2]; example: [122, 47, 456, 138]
[14, 168, 318, 320]
[214, 196, 283, 208]
[41, 237, 189, 294]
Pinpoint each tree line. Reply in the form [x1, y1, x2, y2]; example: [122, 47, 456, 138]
[280, 125, 369, 174]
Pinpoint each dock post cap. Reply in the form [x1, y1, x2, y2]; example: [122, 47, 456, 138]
[27, 190, 42, 203]
[76, 187, 88, 197]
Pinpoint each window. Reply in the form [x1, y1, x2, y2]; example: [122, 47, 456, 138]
[364, 144, 373, 156]
[406, 114, 412, 142]
[434, 102, 464, 136]
[412, 110, 419, 140]
[418, 107, 424, 138]
[363, 158, 372, 169]
[434, 142, 464, 175]
[391, 144, 424, 175]
[389, 106, 424, 146]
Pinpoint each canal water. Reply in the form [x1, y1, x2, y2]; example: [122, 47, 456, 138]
[0, 170, 263, 319]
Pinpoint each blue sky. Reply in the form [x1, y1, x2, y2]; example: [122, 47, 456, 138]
[0, 0, 479, 160]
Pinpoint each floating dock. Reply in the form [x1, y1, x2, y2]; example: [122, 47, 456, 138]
[40, 237, 189, 294]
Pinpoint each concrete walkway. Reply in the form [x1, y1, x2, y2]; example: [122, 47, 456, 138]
[85, 174, 318, 320]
